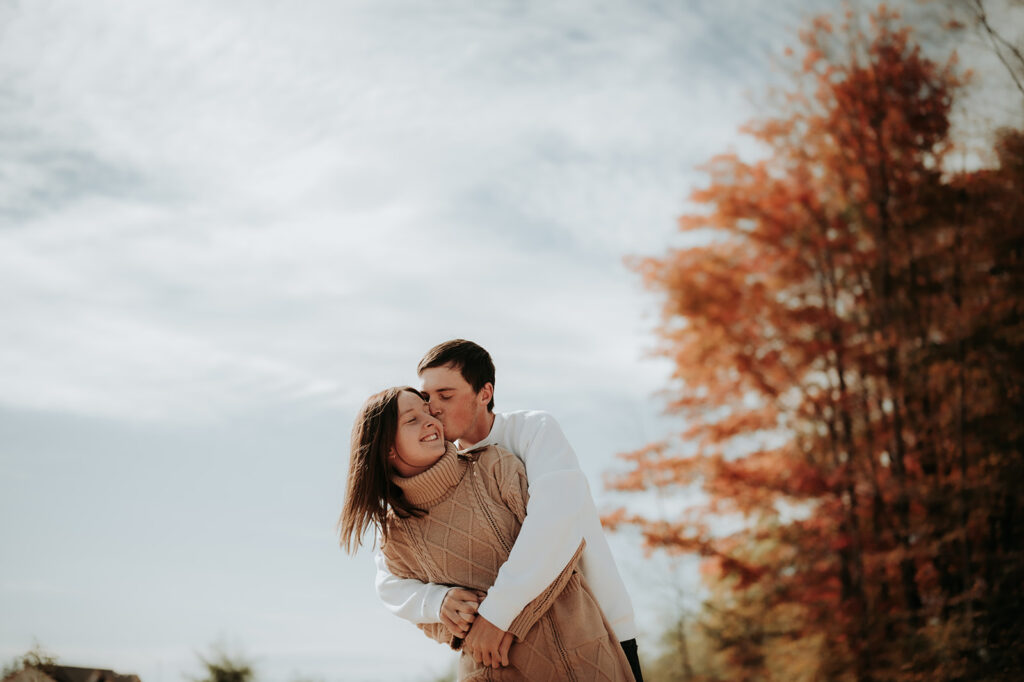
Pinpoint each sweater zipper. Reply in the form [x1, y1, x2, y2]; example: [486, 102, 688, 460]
[468, 458, 574, 681]
[469, 461, 512, 554]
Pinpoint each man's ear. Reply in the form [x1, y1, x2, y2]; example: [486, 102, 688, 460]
[478, 382, 493, 407]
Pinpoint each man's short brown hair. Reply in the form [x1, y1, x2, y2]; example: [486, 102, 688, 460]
[417, 339, 496, 412]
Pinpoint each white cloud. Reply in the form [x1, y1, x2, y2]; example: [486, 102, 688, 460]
[4, 0, 779, 421]
[6, 0, 987, 424]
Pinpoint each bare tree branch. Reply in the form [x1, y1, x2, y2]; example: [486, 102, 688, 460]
[971, 0, 1024, 97]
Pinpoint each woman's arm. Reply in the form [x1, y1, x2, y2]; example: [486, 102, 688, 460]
[373, 550, 449, 623]
[374, 551, 482, 637]
[380, 536, 476, 648]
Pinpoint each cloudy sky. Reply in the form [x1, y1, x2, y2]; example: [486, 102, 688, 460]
[3, 1, 1016, 681]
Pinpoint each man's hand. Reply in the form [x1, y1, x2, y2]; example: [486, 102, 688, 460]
[441, 587, 481, 639]
[497, 631, 514, 667]
[462, 615, 513, 668]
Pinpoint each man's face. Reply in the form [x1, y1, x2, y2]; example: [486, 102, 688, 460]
[419, 363, 490, 443]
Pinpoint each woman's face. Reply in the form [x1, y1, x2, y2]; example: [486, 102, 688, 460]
[390, 390, 446, 477]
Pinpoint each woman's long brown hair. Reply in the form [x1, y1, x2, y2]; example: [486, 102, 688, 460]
[338, 386, 427, 553]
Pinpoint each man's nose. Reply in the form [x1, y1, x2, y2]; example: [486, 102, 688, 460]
[428, 403, 441, 416]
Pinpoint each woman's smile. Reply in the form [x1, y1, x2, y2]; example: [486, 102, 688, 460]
[391, 391, 447, 476]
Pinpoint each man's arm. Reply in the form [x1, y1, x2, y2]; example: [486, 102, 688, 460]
[463, 442, 585, 669]
[463, 538, 586, 669]
[474, 412, 590, 632]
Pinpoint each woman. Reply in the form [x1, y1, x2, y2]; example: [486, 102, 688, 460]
[339, 386, 634, 681]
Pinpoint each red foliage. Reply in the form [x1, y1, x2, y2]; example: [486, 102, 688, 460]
[608, 5, 1024, 680]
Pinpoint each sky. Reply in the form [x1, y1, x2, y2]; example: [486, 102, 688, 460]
[2, 1, 1019, 681]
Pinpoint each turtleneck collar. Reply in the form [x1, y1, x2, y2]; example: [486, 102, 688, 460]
[391, 442, 467, 508]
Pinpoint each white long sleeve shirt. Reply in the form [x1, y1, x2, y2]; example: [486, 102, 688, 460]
[374, 410, 637, 641]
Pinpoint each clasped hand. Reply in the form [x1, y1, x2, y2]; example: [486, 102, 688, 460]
[441, 587, 514, 668]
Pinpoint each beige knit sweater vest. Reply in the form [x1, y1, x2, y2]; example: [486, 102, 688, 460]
[382, 444, 633, 682]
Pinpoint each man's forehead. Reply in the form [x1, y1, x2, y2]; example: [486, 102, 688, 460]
[420, 364, 466, 389]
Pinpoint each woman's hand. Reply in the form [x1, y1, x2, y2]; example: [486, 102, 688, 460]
[441, 587, 484, 638]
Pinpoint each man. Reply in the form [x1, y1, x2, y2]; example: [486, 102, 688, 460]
[374, 339, 644, 681]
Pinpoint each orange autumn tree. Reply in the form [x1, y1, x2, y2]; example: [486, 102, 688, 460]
[608, 6, 1023, 681]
